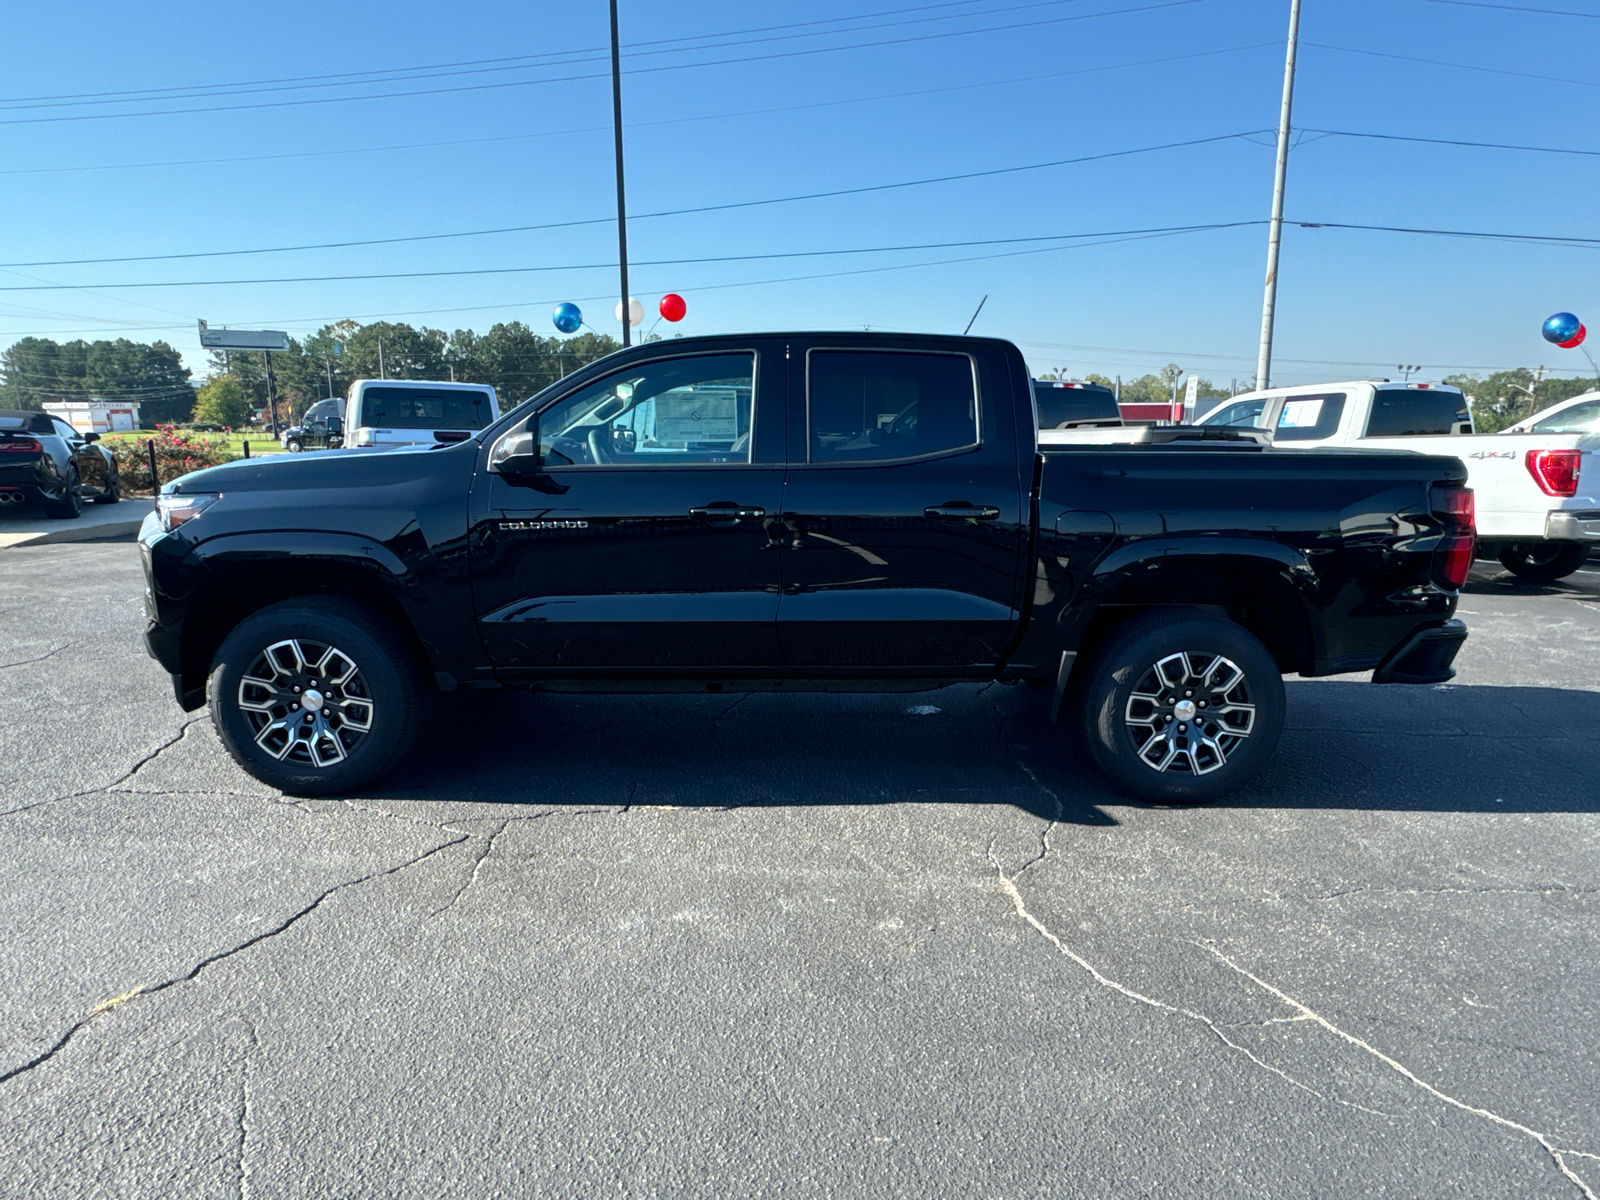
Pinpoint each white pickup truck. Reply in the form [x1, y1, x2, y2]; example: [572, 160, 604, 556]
[1197, 380, 1600, 582]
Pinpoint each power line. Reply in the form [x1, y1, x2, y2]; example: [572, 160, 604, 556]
[0, 221, 1265, 292]
[0, 131, 1266, 269]
[0, 0, 1038, 105]
[1306, 41, 1600, 89]
[0, 42, 1274, 178]
[0, 0, 1104, 113]
[1294, 218, 1600, 248]
[0, 0, 1206, 126]
[1413, 0, 1600, 16]
[1303, 127, 1600, 156]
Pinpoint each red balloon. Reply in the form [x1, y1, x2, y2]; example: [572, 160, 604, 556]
[659, 293, 687, 322]
[1559, 324, 1587, 349]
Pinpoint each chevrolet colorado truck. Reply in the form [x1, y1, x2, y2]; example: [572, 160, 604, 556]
[140, 332, 1473, 803]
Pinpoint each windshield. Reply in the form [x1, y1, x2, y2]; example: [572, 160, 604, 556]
[1529, 399, 1600, 434]
[359, 386, 491, 430]
[1201, 399, 1267, 428]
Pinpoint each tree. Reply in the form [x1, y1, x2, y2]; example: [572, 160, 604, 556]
[0, 336, 194, 421]
[193, 376, 252, 428]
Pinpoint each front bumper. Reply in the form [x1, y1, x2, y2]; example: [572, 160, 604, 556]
[1545, 510, 1600, 541]
[1372, 618, 1468, 685]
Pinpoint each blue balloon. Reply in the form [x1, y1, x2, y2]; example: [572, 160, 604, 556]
[1542, 312, 1582, 345]
[552, 302, 582, 335]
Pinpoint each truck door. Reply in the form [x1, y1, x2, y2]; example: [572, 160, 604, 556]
[468, 344, 786, 671]
[776, 341, 1027, 670]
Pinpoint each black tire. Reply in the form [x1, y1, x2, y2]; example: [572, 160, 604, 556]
[45, 467, 83, 519]
[1077, 611, 1286, 804]
[92, 469, 120, 504]
[285, 439, 303, 453]
[1498, 542, 1589, 583]
[208, 597, 421, 796]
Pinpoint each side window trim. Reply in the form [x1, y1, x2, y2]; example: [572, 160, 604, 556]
[800, 345, 981, 468]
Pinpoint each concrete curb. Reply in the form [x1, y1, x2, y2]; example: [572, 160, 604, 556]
[0, 501, 153, 549]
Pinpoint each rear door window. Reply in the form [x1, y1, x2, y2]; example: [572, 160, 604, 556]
[1365, 390, 1470, 437]
[1273, 392, 1346, 441]
[359, 387, 493, 430]
[807, 349, 977, 463]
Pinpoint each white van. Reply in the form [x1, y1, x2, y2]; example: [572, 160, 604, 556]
[345, 379, 500, 450]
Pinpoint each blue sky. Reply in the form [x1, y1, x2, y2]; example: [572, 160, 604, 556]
[1, 0, 1597, 391]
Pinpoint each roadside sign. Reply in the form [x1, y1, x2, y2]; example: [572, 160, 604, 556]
[1183, 374, 1200, 424]
[198, 320, 290, 351]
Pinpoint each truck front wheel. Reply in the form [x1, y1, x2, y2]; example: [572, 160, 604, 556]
[1077, 612, 1285, 804]
[1498, 542, 1589, 583]
[208, 597, 421, 796]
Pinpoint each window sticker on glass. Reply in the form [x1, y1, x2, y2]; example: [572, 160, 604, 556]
[1280, 398, 1324, 428]
[654, 388, 740, 445]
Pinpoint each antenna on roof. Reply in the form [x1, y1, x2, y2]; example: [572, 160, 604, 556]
[963, 295, 988, 336]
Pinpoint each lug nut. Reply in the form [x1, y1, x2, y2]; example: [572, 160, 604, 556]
[1178, 723, 1187, 732]
[292, 686, 301, 694]
[291, 703, 299, 711]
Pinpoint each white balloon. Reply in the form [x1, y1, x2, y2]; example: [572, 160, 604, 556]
[615, 297, 644, 328]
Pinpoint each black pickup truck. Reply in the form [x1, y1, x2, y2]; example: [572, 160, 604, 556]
[139, 332, 1472, 802]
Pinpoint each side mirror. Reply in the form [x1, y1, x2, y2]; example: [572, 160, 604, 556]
[611, 426, 636, 454]
[490, 415, 569, 494]
[82, 431, 101, 443]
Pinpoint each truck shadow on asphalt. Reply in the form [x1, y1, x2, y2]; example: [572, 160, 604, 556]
[382, 679, 1599, 825]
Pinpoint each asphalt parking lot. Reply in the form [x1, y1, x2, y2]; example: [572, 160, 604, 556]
[2, 543, 1597, 1198]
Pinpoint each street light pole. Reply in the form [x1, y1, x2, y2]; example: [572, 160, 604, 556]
[609, 0, 631, 349]
[1255, 0, 1302, 392]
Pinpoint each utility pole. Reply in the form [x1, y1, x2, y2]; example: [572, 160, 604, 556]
[326, 359, 334, 400]
[378, 338, 386, 380]
[1255, 0, 1302, 392]
[263, 350, 278, 438]
[609, 0, 631, 349]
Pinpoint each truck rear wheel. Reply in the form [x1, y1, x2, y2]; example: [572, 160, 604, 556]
[1498, 542, 1589, 583]
[208, 597, 420, 797]
[1077, 611, 1285, 804]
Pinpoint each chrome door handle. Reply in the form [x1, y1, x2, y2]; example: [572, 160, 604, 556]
[925, 504, 1000, 521]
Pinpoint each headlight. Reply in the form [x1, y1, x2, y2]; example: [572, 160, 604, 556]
[157, 492, 219, 532]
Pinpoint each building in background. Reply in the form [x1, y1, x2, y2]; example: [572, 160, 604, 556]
[42, 399, 141, 433]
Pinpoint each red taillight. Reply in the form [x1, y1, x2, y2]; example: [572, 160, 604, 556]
[0, 437, 40, 454]
[1526, 449, 1581, 498]
[1430, 484, 1476, 590]
[1436, 537, 1474, 589]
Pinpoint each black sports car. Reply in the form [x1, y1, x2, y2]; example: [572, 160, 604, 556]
[0, 410, 120, 519]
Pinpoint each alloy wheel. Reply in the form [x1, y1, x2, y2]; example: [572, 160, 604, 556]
[1124, 651, 1256, 775]
[236, 638, 375, 768]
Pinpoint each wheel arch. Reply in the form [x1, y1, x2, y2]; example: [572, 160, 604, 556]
[178, 535, 436, 706]
[1070, 548, 1319, 677]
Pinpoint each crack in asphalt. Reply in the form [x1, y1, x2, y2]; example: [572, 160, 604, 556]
[0, 641, 79, 670]
[992, 862, 1398, 1120]
[233, 1019, 258, 1200]
[708, 693, 750, 736]
[0, 836, 466, 1087]
[431, 822, 508, 918]
[1199, 943, 1598, 1199]
[1014, 762, 1061, 876]
[0, 716, 205, 819]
